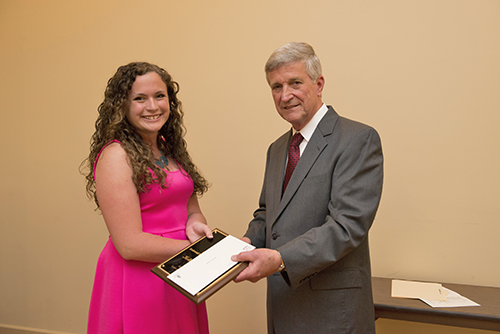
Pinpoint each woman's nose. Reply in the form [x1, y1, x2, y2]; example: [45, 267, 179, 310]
[145, 98, 158, 111]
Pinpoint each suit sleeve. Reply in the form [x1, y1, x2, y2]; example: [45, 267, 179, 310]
[278, 126, 383, 289]
[243, 145, 271, 248]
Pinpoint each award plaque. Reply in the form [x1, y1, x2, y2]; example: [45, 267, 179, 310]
[151, 228, 254, 304]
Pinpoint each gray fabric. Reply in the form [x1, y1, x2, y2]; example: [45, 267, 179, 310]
[244, 106, 384, 334]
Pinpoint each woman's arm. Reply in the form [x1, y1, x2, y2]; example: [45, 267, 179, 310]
[185, 194, 213, 243]
[95, 142, 190, 263]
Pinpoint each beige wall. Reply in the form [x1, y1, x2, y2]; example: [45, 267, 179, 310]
[1, 1, 499, 333]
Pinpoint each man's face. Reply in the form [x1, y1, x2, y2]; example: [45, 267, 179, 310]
[267, 62, 324, 131]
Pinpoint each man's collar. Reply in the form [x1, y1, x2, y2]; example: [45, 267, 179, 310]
[293, 103, 328, 142]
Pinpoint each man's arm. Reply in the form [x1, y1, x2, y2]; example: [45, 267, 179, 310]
[233, 125, 383, 286]
[242, 145, 274, 248]
[278, 126, 383, 288]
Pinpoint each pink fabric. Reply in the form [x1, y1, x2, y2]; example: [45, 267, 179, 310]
[88, 142, 209, 334]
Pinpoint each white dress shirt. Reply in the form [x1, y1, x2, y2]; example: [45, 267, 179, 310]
[292, 103, 328, 155]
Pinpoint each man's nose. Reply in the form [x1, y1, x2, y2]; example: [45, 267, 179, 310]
[281, 85, 293, 102]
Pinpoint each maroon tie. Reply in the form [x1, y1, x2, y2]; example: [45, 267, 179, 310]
[282, 132, 303, 194]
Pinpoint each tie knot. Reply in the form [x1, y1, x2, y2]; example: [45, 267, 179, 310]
[290, 133, 303, 147]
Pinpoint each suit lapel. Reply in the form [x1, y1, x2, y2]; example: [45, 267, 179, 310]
[267, 131, 290, 221]
[271, 107, 338, 227]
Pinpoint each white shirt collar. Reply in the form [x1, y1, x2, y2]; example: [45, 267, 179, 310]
[294, 103, 328, 143]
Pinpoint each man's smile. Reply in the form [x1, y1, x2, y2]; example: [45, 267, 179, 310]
[283, 104, 300, 110]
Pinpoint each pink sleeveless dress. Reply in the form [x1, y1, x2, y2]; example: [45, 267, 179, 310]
[87, 141, 209, 334]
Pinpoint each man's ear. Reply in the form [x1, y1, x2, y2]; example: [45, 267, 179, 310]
[316, 76, 325, 97]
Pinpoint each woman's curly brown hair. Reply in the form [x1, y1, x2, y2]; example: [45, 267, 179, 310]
[81, 62, 209, 208]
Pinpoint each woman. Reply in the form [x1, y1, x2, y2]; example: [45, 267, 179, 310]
[82, 62, 211, 334]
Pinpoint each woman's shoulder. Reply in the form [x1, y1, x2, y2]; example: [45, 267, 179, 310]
[98, 141, 128, 164]
[101, 140, 124, 153]
[93, 140, 129, 179]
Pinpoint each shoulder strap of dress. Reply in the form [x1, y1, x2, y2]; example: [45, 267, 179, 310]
[93, 139, 122, 180]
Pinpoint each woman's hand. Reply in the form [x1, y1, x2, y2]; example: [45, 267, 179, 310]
[186, 221, 213, 243]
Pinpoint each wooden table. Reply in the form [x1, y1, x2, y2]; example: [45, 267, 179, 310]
[372, 277, 500, 331]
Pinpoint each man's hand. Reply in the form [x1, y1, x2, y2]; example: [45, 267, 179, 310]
[240, 237, 251, 244]
[231, 248, 282, 283]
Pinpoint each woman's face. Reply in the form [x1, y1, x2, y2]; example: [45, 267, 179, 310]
[125, 71, 170, 143]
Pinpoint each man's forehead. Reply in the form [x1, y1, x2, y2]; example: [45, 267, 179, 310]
[267, 62, 309, 84]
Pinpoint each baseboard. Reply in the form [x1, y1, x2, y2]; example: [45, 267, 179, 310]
[0, 324, 74, 334]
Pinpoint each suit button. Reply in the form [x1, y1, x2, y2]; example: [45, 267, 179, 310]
[272, 233, 279, 240]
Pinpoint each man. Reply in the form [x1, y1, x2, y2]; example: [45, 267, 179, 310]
[232, 42, 383, 333]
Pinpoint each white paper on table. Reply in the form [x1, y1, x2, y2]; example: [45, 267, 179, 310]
[420, 287, 481, 308]
[167, 235, 255, 295]
[392, 279, 448, 301]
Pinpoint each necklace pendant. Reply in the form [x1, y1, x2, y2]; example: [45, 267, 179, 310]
[155, 155, 169, 168]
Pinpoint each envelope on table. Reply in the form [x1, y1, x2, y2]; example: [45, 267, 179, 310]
[391, 279, 448, 301]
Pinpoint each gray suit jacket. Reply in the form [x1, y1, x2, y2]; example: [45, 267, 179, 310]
[244, 106, 383, 334]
